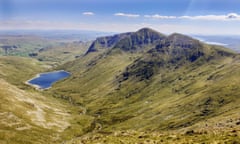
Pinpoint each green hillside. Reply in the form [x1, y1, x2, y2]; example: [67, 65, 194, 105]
[49, 28, 240, 143]
[1, 28, 240, 143]
[35, 41, 90, 65]
[0, 56, 97, 143]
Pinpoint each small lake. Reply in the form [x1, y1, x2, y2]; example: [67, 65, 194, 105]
[27, 70, 70, 90]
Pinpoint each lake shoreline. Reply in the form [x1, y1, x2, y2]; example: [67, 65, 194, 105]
[25, 70, 70, 90]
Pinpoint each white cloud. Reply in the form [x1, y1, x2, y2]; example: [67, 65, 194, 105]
[179, 15, 226, 20]
[114, 13, 140, 18]
[179, 13, 240, 21]
[82, 12, 95, 16]
[226, 13, 239, 19]
[144, 13, 240, 21]
[1, 12, 240, 35]
[144, 14, 176, 19]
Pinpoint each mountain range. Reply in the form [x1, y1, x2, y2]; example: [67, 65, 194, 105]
[1, 28, 240, 143]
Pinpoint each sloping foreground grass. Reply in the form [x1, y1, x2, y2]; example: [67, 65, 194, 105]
[0, 56, 96, 143]
[0, 78, 70, 143]
[66, 128, 240, 144]
[0, 56, 47, 88]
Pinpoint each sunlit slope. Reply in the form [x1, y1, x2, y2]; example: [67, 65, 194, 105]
[53, 49, 240, 131]
[36, 41, 90, 65]
[0, 56, 96, 143]
[0, 56, 70, 143]
[0, 78, 71, 144]
[0, 56, 47, 88]
[50, 28, 240, 141]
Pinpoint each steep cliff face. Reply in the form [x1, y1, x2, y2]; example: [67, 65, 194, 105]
[113, 28, 166, 51]
[85, 28, 166, 54]
[85, 32, 133, 54]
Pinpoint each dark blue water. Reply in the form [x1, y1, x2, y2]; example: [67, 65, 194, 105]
[28, 70, 70, 89]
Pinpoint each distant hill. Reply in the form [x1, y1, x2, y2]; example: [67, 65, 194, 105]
[0, 33, 91, 65]
[193, 35, 240, 52]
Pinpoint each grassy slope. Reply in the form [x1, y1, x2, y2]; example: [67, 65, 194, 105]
[0, 56, 96, 144]
[0, 56, 47, 87]
[0, 78, 70, 144]
[50, 49, 142, 101]
[50, 44, 240, 143]
[36, 41, 91, 65]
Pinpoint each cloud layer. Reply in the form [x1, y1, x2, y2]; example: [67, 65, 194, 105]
[144, 13, 240, 21]
[144, 14, 176, 19]
[1, 19, 239, 35]
[82, 12, 95, 16]
[1, 12, 240, 35]
[113, 12, 240, 21]
[114, 13, 140, 18]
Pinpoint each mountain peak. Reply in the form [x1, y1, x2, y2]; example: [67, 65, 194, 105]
[137, 27, 162, 34]
[136, 27, 166, 38]
[85, 32, 132, 54]
[85, 28, 167, 54]
[113, 28, 166, 52]
[167, 33, 199, 44]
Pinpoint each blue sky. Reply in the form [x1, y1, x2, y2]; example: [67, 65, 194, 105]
[0, 0, 240, 35]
